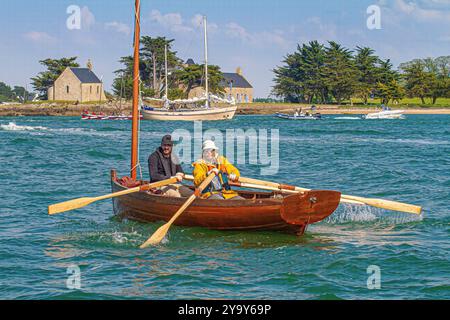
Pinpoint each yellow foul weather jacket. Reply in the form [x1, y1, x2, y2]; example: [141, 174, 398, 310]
[192, 156, 240, 199]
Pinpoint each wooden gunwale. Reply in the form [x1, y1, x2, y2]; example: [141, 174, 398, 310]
[110, 170, 341, 235]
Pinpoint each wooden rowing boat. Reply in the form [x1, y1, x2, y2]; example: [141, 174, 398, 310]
[111, 170, 341, 235]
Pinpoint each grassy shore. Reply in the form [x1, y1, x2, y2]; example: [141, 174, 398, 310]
[1, 99, 450, 116]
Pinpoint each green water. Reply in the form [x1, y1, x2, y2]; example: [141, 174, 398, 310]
[0, 115, 448, 299]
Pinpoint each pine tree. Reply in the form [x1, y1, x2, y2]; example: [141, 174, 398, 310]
[322, 41, 359, 104]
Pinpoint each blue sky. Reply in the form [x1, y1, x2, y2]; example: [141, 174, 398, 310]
[0, 0, 449, 97]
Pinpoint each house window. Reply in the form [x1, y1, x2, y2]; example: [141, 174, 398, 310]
[66, 86, 69, 94]
[90, 86, 92, 94]
[245, 94, 248, 103]
[97, 86, 99, 94]
[236, 94, 241, 103]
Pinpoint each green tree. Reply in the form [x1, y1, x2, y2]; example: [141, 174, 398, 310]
[140, 36, 181, 97]
[354, 46, 379, 104]
[400, 60, 433, 104]
[174, 63, 225, 97]
[376, 80, 405, 104]
[399, 56, 450, 104]
[31, 57, 79, 99]
[112, 37, 181, 99]
[322, 41, 359, 104]
[0, 82, 14, 102]
[272, 41, 327, 103]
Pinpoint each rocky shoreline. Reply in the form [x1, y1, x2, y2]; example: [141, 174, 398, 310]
[1, 102, 450, 116]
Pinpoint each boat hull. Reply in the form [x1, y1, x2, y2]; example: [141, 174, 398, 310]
[275, 112, 321, 120]
[142, 106, 237, 121]
[364, 110, 404, 119]
[110, 170, 341, 235]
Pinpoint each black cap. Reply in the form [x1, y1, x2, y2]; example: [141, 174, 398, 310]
[161, 134, 173, 146]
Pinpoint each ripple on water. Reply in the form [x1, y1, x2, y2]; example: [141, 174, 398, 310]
[0, 115, 449, 299]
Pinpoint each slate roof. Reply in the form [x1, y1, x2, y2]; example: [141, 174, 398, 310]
[221, 73, 253, 89]
[69, 68, 102, 83]
[185, 58, 196, 65]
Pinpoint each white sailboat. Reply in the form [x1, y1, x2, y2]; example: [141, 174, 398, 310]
[142, 16, 237, 121]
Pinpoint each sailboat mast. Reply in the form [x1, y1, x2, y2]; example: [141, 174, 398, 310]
[203, 16, 209, 108]
[130, 0, 141, 180]
[165, 44, 168, 100]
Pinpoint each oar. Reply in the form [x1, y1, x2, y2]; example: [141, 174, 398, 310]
[139, 172, 217, 248]
[237, 176, 422, 215]
[48, 177, 178, 215]
[183, 175, 422, 215]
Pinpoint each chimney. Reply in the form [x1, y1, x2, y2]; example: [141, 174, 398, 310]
[87, 59, 93, 71]
[236, 67, 243, 76]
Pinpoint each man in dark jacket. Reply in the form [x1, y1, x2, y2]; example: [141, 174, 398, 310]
[148, 135, 193, 197]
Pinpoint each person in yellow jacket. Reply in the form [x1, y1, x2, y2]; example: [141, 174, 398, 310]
[193, 140, 244, 200]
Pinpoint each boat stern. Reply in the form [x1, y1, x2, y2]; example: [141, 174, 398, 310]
[280, 190, 341, 230]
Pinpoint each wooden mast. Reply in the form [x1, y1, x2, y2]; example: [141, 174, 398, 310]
[131, 0, 141, 180]
[203, 16, 209, 108]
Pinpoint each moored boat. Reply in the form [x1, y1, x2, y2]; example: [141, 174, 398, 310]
[142, 16, 237, 121]
[142, 105, 237, 121]
[111, 170, 341, 235]
[275, 112, 321, 120]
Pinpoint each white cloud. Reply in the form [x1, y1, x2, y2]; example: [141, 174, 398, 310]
[225, 22, 253, 42]
[380, 0, 450, 22]
[81, 6, 96, 30]
[105, 22, 131, 35]
[191, 14, 219, 32]
[23, 31, 56, 44]
[150, 9, 193, 33]
[224, 22, 290, 48]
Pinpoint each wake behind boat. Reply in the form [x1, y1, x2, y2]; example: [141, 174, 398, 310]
[82, 111, 143, 120]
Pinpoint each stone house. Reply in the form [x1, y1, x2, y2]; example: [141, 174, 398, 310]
[222, 68, 253, 103]
[48, 62, 106, 102]
[184, 59, 253, 103]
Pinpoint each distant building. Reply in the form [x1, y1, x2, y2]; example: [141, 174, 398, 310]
[184, 59, 253, 103]
[222, 67, 253, 103]
[47, 60, 106, 102]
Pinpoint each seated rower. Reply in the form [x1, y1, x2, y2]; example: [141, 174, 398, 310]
[193, 140, 244, 200]
[148, 134, 193, 198]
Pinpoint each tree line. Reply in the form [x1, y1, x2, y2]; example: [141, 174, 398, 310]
[30, 37, 226, 101]
[0, 82, 33, 103]
[272, 40, 450, 105]
[112, 36, 225, 100]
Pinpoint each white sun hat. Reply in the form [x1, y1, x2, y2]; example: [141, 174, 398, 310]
[202, 140, 219, 151]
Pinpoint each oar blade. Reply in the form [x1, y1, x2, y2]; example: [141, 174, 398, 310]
[140, 223, 170, 248]
[48, 197, 94, 215]
[343, 195, 422, 215]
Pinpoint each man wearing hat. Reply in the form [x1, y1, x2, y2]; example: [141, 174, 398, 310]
[192, 140, 244, 200]
[148, 135, 193, 197]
